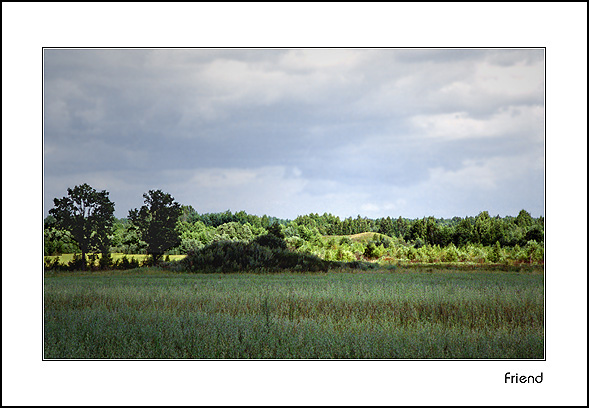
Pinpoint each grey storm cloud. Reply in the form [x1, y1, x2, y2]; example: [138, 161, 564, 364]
[43, 48, 545, 219]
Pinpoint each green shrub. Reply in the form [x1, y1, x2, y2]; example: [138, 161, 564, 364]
[254, 233, 287, 250]
[339, 236, 352, 246]
[98, 252, 113, 270]
[336, 247, 356, 262]
[488, 242, 503, 263]
[443, 244, 459, 262]
[87, 254, 98, 269]
[286, 236, 305, 249]
[512, 244, 529, 263]
[114, 255, 140, 270]
[67, 254, 86, 271]
[407, 247, 419, 261]
[180, 238, 204, 253]
[364, 242, 385, 259]
[180, 240, 330, 273]
[524, 240, 544, 263]
[413, 238, 425, 249]
[424, 245, 443, 263]
[44, 256, 64, 271]
[471, 246, 487, 264]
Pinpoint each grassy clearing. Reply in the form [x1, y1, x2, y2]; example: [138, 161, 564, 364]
[322, 232, 393, 243]
[44, 266, 544, 359]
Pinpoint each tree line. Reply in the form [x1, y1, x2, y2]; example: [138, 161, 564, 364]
[44, 183, 544, 270]
[291, 210, 544, 248]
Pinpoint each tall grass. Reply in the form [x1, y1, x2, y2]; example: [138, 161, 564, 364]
[44, 267, 544, 359]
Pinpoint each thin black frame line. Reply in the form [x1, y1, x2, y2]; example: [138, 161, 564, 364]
[41, 47, 546, 362]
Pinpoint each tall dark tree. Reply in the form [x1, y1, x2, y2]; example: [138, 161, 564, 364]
[409, 218, 426, 243]
[424, 216, 440, 246]
[524, 225, 544, 243]
[397, 216, 408, 240]
[128, 190, 182, 264]
[474, 211, 493, 246]
[453, 218, 474, 247]
[378, 216, 395, 238]
[49, 183, 115, 269]
[515, 209, 534, 228]
[179, 205, 199, 223]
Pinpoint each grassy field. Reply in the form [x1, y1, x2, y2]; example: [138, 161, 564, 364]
[44, 253, 187, 264]
[44, 266, 544, 359]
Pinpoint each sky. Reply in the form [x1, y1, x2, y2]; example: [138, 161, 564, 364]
[43, 48, 545, 220]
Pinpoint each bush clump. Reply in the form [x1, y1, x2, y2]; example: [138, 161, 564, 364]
[179, 240, 331, 273]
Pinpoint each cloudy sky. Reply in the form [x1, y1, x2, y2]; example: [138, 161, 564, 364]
[43, 48, 545, 220]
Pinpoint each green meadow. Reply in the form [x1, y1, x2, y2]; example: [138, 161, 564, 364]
[44, 266, 544, 359]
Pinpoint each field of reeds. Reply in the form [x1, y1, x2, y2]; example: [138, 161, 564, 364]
[44, 266, 544, 359]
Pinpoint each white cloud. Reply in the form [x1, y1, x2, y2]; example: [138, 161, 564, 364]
[428, 160, 501, 190]
[339, 151, 545, 219]
[360, 203, 380, 212]
[185, 167, 261, 189]
[174, 49, 372, 127]
[351, 50, 544, 120]
[278, 48, 367, 71]
[410, 104, 544, 140]
[164, 166, 309, 218]
[436, 58, 544, 103]
[428, 152, 545, 193]
[474, 59, 544, 99]
[360, 200, 406, 216]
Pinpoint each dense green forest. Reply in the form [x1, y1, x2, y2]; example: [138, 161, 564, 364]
[45, 205, 544, 268]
